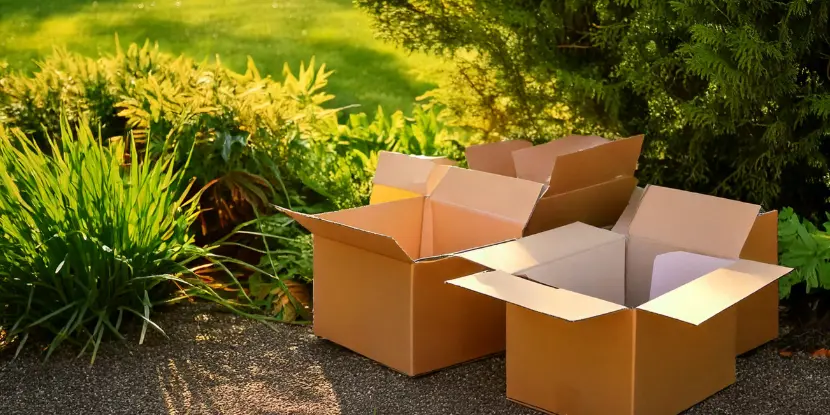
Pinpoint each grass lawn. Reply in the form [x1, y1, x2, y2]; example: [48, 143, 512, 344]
[0, 0, 448, 113]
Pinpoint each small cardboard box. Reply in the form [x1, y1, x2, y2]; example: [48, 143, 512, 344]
[368, 151, 456, 205]
[278, 166, 546, 376]
[465, 134, 644, 233]
[448, 220, 792, 415]
[612, 186, 781, 355]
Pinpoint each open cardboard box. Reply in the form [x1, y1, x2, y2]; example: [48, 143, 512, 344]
[277, 165, 546, 376]
[466, 134, 644, 233]
[612, 186, 781, 355]
[368, 151, 456, 205]
[447, 187, 792, 415]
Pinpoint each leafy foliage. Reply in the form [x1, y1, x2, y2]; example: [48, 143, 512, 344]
[0, 119, 203, 362]
[779, 207, 830, 299]
[358, 0, 830, 217]
[0, 39, 474, 330]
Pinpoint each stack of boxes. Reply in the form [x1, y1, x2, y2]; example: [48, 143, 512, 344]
[277, 134, 792, 414]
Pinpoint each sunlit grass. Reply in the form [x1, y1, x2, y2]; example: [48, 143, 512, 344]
[0, 0, 448, 112]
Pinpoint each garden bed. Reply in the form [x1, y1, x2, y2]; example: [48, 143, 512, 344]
[2, 303, 828, 415]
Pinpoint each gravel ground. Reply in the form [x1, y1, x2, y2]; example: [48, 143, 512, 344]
[1, 304, 829, 415]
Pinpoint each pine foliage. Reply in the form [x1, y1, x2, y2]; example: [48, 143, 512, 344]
[359, 0, 830, 216]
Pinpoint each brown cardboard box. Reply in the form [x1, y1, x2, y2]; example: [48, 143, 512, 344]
[277, 166, 546, 376]
[612, 186, 781, 355]
[448, 219, 792, 415]
[465, 134, 644, 233]
[368, 151, 456, 205]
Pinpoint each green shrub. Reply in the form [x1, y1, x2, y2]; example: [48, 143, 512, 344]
[0, 40, 477, 323]
[778, 207, 830, 299]
[358, 0, 830, 217]
[0, 39, 474, 228]
[0, 120, 203, 362]
[0, 40, 172, 145]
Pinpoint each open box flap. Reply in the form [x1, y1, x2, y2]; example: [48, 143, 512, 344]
[740, 210, 779, 263]
[457, 222, 624, 274]
[637, 259, 793, 326]
[611, 185, 647, 234]
[512, 135, 609, 184]
[370, 151, 456, 204]
[465, 140, 532, 177]
[429, 166, 545, 226]
[546, 135, 644, 196]
[447, 270, 627, 322]
[628, 186, 760, 258]
[276, 206, 414, 262]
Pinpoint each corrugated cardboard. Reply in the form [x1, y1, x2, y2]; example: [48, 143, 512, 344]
[466, 134, 644, 232]
[612, 185, 782, 355]
[278, 166, 545, 376]
[369, 151, 456, 205]
[448, 221, 792, 415]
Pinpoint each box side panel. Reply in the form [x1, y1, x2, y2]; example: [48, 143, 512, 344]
[465, 140, 532, 177]
[313, 237, 414, 374]
[625, 237, 678, 307]
[632, 308, 737, 415]
[410, 257, 503, 374]
[506, 305, 635, 415]
[524, 237, 626, 305]
[524, 176, 638, 236]
[736, 210, 780, 354]
[428, 202, 524, 257]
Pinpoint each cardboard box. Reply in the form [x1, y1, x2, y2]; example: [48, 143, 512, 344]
[612, 186, 781, 355]
[368, 151, 456, 205]
[277, 166, 546, 376]
[448, 219, 792, 415]
[465, 134, 644, 233]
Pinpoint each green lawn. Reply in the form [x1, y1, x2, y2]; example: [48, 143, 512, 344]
[0, 0, 447, 113]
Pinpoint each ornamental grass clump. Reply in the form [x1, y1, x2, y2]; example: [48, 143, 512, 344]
[0, 119, 203, 362]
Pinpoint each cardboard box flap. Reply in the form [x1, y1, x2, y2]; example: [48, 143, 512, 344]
[628, 186, 761, 258]
[447, 270, 627, 322]
[546, 135, 644, 196]
[611, 185, 646, 235]
[740, 210, 779, 263]
[465, 140, 532, 177]
[372, 151, 456, 195]
[512, 135, 610, 184]
[457, 222, 625, 274]
[276, 206, 414, 262]
[429, 167, 545, 226]
[637, 258, 793, 325]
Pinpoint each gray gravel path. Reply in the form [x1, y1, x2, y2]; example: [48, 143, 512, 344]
[1, 304, 829, 415]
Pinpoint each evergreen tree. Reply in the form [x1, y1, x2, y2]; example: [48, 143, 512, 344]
[358, 0, 830, 216]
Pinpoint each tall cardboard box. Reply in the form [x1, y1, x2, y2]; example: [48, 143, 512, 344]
[612, 186, 781, 355]
[448, 219, 792, 415]
[278, 166, 545, 376]
[368, 151, 456, 205]
[465, 134, 644, 233]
